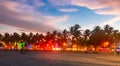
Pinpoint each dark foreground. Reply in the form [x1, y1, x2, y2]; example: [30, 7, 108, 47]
[0, 51, 120, 66]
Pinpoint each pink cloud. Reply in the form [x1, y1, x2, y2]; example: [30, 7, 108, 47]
[0, 0, 68, 33]
[95, 8, 120, 15]
[71, 0, 108, 9]
[49, 0, 120, 15]
[42, 15, 68, 24]
[71, 0, 120, 26]
[71, 0, 120, 15]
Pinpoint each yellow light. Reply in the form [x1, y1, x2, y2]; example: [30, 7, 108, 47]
[72, 44, 77, 48]
[11, 46, 15, 49]
[103, 41, 109, 47]
[84, 47, 87, 51]
[47, 44, 49, 47]
[72, 48, 77, 51]
[52, 48, 61, 51]
[63, 42, 66, 46]
[4, 45, 8, 49]
[92, 48, 95, 51]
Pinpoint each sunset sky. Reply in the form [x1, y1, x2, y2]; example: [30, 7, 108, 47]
[0, 0, 120, 34]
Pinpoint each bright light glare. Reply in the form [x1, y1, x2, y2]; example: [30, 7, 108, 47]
[52, 48, 61, 51]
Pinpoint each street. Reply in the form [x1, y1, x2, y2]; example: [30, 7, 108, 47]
[0, 51, 120, 66]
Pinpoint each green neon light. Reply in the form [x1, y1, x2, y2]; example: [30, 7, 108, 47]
[19, 42, 25, 49]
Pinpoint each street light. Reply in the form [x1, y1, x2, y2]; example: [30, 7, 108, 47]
[103, 41, 109, 47]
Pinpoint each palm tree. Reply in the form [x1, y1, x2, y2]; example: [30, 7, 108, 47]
[13, 32, 20, 42]
[27, 32, 34, 48]
[89, 26, 106, 51]
[83, 29, 91, 46]
[63, 29, 68, 38]
[103, 25, 114, 44]
[70, 24, 82, 40]
[0, 33, 3, 48]
[70, 24, 82, 50]
[46, 32, 51, 42]
[2, 33, 11, 45]
[92, 26, 101, 34]
[53, 31, 57, 37]
[20, 32, 28, 50]
[52, 30, 58, 41]
[12, 32, 20, 50]
[21, 32, 28, 42]
[62, 29, 68, 46]
[104, 25, 113, 35]
[35, 33, 41, 43]
[52, 30, 58, 46]
[57, 32, 63, 47]
[0, 33, 3, 41]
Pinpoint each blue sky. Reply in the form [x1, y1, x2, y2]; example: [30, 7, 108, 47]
[0, 0, 120, 34]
